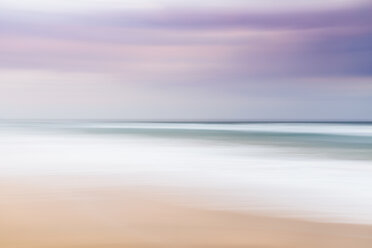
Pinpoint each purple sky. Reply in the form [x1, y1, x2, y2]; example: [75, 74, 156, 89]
[1, 0, 371, 120]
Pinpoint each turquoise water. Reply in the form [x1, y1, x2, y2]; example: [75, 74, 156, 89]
[4, 121, 372, 160]
[1, 121, 372, 223]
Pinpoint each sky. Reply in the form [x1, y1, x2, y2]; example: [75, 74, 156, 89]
[1, 0, 371, 120]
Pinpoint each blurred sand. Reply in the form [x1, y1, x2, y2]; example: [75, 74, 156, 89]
[1, 180, 372, 248]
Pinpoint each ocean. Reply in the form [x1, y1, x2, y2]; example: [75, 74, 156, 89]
[1, 120, 372, 224]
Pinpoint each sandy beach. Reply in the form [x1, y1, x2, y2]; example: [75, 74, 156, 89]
[2, 0, 372, 244]
[1, 179, 372, 248]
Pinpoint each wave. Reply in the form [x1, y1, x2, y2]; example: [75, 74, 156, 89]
[1, 121, 372, 224]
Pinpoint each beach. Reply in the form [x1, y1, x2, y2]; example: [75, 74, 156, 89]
[1, 178, 372, 248]
[1, 121, 372, 247]
[1, 121, 372, 224]
[3, 0, 372, 245]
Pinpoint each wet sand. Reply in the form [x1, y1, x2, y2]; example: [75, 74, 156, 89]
[1, 180, 372, 248]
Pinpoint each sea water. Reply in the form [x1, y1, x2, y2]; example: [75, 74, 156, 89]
[1, 120, 372, 224]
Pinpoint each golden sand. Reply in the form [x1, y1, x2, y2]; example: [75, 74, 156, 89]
[1, 180, 372, 248]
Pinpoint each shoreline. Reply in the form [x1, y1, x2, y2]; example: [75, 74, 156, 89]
[2, 174, 371, 225]
[1, 178, 372, 248]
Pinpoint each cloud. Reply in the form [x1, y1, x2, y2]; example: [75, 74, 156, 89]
[0, 3, 371, 79]
[115, 4, 372, 30]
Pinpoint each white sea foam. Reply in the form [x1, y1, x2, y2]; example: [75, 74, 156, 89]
[1, 122, 372, 224]
[82, 122, 372, 137]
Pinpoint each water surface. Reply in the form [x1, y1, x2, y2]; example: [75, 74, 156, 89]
[1, 121, 372, 224]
